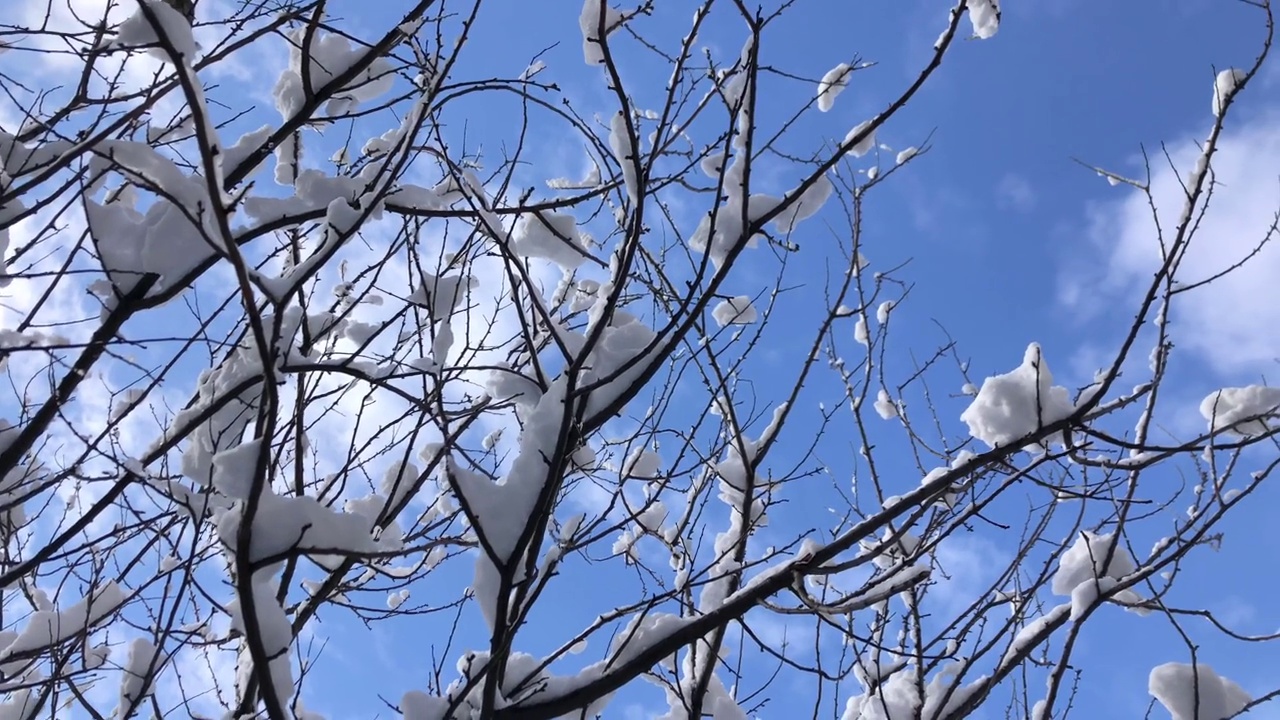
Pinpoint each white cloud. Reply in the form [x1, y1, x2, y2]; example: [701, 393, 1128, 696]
[929, 533, 1007, 617]
[996, 172, 1036, 212]
[1065, 111, 1280, 376]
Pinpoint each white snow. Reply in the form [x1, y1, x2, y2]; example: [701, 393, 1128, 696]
[633, 499, 668, 533]
[272, 27, 394, 120]
[387, 589, 410, 610]
[457, 377, 584, 575]
[86, 642, 111, 669]
[146, 116, 194, 144]
[688, 65, 837, 268]
[362, 127, 400, 157]
[210, 440, 263, 500]
[511, 211, 589, 269]
[1149, 662, 1250, 720]
[960, 343, 1074, 449]
[578, 305, 662, 420]
[687, 173, 778, 267]
[692, 402, 789, 614]
[215, 488, 390, 563]
[1000, 604, 1069, 669]
[484, 365, 543, 411]
[968, 0, 1001, 39]
[700, 152, 726, 179]
[227, 573, 295, 705]
[1212, 69, 1247, 118]
[0, 685, 38, 720]
[719, 37, 755, 114]
[876, 300, 895, 323]
[1052, 531, 1148, 618]
[547, 162, 602, 190]
[1069, 577, 1124, 620]
[85, 140, 227, 293]
[579, 0, 623, 65]
[854, 315, 869, 346]
[521, 59, 547, 80]
[622, 448, 663, 479]
[772, 175, 833, 235]
[1052, 531, 1136, 594]
[840, 657, 988, 720]
[116, 638, 162, 716]
[609, 111, 640, 206]
[222, 125, 273, 180]
[385, 184, 442, 214]
[109, 388, 146, 422]
[408, 274, 476, 323]
[481, 428, 503, 451]
[0, 193, 19, 285]
[874, 389, 898, 420]
[401, 690, 450, 720]
[895, 146, 919, 165]
[113, 0, 198, 62]
[845, 121, 877, 158]
[1199, 385, 1280, 438]
[816, 63, 853, 112]
[570, 279, 602, 312]
[0, 582, 126, 660]
[398, 17, 426, 36]
[712, 296, 759, 326]
[853, 654, 906, 693]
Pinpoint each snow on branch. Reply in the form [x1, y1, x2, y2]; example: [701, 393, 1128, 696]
[960, 343, 1074, 450]
[0, 0, 1276, 718]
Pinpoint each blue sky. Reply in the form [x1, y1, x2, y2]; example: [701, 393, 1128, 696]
[278, 1, 1280, 716]
[5, 0, 1280, 718]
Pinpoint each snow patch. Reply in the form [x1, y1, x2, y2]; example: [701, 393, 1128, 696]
[1149, 662, 1250, 720]
[1199, 385, 1279, 438]
[968, 0, 1001, 39]
[512, 211, 589, 269]
[113, 0, 198, 62]
[1212, 69, 1247, 118]
[960, 343, 1074, 449]
[845, 121, 877, 158]
[712, 296, 758, 326]
[1053, 531, 1148, 617]
[816, 63, 853, 112]
[579, 0, 623, 65]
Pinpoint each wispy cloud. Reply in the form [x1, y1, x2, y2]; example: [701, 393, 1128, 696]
[995, 172, 1036, 212]
[1062, 110, 1280, 378]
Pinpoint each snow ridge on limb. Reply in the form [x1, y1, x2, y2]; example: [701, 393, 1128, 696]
[0, 584, 125, 662]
